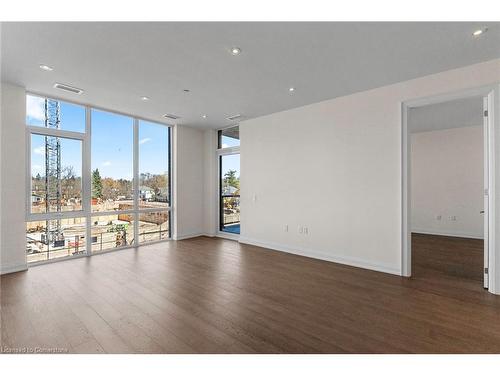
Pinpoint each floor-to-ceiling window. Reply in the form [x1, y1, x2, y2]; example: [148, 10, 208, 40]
[217, 126, 240, 235]
[137, 120, 171, 243]
[26, 95, 87, 262]
[90, 109, 135, 253]
[25, 93, 171, 264]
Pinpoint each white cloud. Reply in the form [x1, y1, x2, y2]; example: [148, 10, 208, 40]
[102, 161, 112, 167]
[32, 164, 42, 171]
[139, 137, 152, 145]
[33, 146, 45, 155]
[26, 95, 46, 122]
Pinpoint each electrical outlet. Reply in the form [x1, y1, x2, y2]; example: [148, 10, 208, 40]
[303, 227, 308, 235]
[436, 215, 442, 221]
[284, 224, 288, 232]
[449, 216, 457, 221]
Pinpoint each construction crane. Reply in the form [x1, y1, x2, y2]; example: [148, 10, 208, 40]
[44, 98, 64, 246]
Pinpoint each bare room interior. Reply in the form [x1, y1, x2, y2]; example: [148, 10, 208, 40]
[1, 20, 500, 358]
[409, 97, 486, 288]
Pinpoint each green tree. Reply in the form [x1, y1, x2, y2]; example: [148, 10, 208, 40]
[92, 168, 103, 199]
[223, 170, 239, 189]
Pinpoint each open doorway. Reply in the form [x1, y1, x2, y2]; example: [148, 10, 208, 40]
[409, 96, 485, 285]
[402, 88, 495, 293]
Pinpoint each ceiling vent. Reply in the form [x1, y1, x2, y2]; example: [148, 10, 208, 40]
[53, 83, 84, 95]
[162, 113, 181, 120]
[226, 114, 242, 121]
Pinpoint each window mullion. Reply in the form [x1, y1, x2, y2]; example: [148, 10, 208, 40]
[84, 106, 92, 256]
[133, 118, 139, 246]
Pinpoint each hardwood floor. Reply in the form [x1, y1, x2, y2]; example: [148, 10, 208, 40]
[2, 235, 500, 354]
[412, 233, 484, 281]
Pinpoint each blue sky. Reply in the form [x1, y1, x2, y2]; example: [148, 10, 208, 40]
[220, 135, 240, 178]
[138, 120, 169, 177]
[221, 135, 239, 148]
[27, 95, 239, 181]
[28, 96, 169, 180]
[31, 135, 83, 178]
[221, 153, 240, 179]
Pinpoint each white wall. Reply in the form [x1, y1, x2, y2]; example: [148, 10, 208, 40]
[411, 126, 483, 239]
[0, 83, 27, 274]
[239, 58, 500, 281]
[172, 124, 205, 239]
[202, 129, 217, 236]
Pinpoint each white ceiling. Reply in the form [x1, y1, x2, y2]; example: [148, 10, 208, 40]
[1, 22, 499, 129]
[409, 96, 484, 133]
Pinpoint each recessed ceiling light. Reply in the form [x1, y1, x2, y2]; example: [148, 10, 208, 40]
[473, 28, 487, 36]
[289, 87, 295, 92]
[202, 115, 207, 119]
[39, 64, 53, 71]
[230, 47, 241, 55]
[140, 96, 150, 101]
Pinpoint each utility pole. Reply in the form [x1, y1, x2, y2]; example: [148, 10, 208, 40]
[44, 99, 63, 245]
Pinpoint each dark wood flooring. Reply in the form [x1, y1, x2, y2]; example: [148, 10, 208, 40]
[412, 233, 484, 281]
[2, 235, 500, 354]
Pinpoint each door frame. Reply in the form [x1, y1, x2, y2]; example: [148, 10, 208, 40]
[401, 84, 499, 294]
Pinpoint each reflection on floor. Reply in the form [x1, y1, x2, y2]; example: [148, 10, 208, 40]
[222, 223, 240, 235]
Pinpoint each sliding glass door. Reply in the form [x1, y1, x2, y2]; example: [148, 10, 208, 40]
[217, 126, 240, 235]
[220, 154, 240, 234]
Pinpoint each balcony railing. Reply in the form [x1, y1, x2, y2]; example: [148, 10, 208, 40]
[221, 194, 240, 225]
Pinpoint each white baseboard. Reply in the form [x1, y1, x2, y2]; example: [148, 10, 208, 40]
[411, 228, 484, 240]
[238, 236, 400, 276]
[0, 262, 28, 275]
[215, 232, 239, 241]
[173, 232, 213, 240]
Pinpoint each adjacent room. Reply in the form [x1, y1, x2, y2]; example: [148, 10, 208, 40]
[409, 97, 486, 286]
[1, 21, 500, 356]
